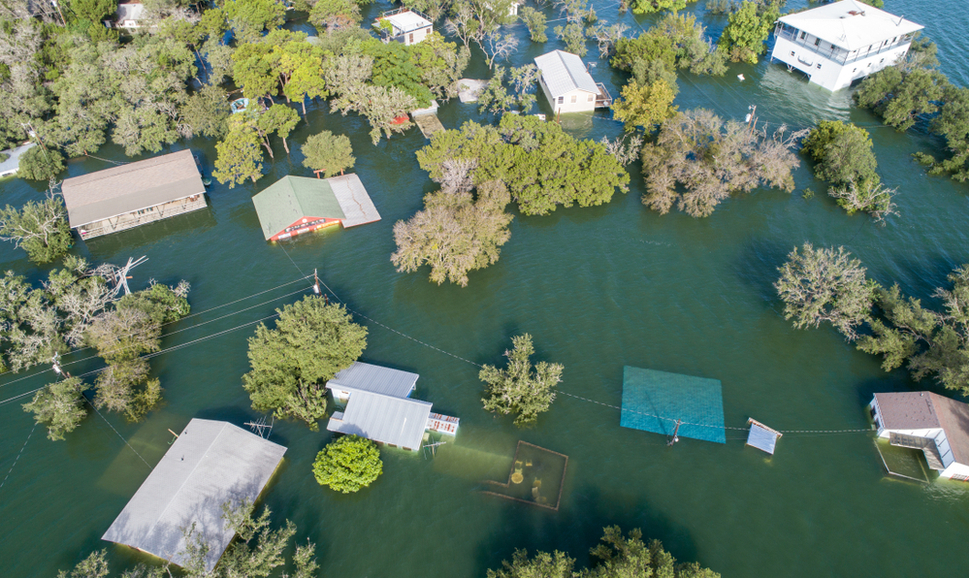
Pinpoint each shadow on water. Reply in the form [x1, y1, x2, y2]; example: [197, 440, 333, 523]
[473, 484, 697, 576]
[733, 235, 792, 302]
[82, 206, 219, 259]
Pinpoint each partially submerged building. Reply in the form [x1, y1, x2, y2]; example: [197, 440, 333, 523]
[102, 419, 287, 570]
[770, 0, 923, 91]
[251, 174, 380, 241]
[325, 362, 458, 451]
[534, 50, 611, 114]
[111, 2, 146, 29]
[870, 392, 969, 481]
[62, 149, 207, 239]
[374, 8, 432, 46]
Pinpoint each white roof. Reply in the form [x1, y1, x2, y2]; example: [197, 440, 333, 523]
[383, 11, 431, 34]
[778, 0, 922, 51]
[534, 50, 599, 98]
[102, 419, 287, 571]
[326, 362, 419, 398]
[328, 173, 381, 228]
[116, 2, 145, 21]
[327, 390, 432, 450]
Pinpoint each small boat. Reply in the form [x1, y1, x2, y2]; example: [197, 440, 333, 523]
[230, 98, 250, 114]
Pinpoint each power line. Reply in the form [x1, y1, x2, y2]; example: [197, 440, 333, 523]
[0, 422, 37, 498]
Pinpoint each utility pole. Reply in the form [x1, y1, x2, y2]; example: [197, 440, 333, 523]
[50, 0, 67, 27]
[746, 105, 757, 136]
[667, 419, 682, 446]
[312, 268, 321, 295]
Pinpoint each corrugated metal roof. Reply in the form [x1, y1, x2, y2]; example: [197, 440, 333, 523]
[746, 419, 782, 455]
[327, 362, 418, 398]
[327, 390, 432, 450]
[102, 419, 286, 571]
[384, 11, 431, 34]
[251, 176, 346, 240]
[534, 50, 599, 98]
[62, 150, 205, 228]
[778, 0, 922, 51]
[329, 173, 381, 228]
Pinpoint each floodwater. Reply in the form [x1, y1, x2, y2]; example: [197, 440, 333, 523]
[0, 2, 966, 577]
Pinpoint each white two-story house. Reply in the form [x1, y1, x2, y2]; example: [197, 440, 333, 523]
[869, 392, 969, 481]
[770, 0, 922, 91]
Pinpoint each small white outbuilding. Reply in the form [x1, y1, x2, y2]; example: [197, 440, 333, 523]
[534, 50, 610, 114]
[770, 0, 923, 91]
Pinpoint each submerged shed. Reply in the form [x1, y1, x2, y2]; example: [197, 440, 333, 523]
[327, 361, 419, 403]
[251, 174, 380, 241]
[746, 418, 783, 455]
[327, 389, 432, 451]
[62, 149, 207, 239]
[102, 419, 287, 571]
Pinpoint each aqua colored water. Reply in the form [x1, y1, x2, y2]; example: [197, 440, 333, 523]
[1, 2, 966, 577]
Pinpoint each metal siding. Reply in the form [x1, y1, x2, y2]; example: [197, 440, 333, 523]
[534, 50, 599, 98]
[326, 362, 418, 398]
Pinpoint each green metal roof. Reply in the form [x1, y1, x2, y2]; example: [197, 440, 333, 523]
[251, 176, 346, 240]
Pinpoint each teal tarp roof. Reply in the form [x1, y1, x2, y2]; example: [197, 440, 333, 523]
[251, 176, 345, 239]
[620, 366, 726, 444]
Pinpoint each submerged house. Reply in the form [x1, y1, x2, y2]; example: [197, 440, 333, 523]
[62, 149, 207, 239]
[102, 419, 287, 570]
[870, 392, 969, 481]
[251, 174, 380, 241]
[770, 0, 923, 91]
[112, 2, 146, 29]
[374, 8, 432, 46]
[325, 362, 458, 451]
[534, 50, 611, 114]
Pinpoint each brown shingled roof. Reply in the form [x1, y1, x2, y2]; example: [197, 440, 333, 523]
[62, 150, 204, 228]
[874, 391, 969, 466]
[929, 393, 969, 466]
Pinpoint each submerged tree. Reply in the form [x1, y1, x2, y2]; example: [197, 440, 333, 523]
[480, 334, 563, 427]
[22, 376, 88, 441]
[17, 146, 65, 182]
[0, 193, 73, 264]
[312, 435, 383, 493]
[774, 243, 875, 340]
[214, 114, 265, 187]
[302, 130, 355, 177]
[243, 297, 367, 430]
[718, 1, 781, 64]
[641, 109, 806, 217]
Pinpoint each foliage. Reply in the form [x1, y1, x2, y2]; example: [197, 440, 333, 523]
[610, 79, 677, 133]
[641, 109, 806, 217]
[302, 130, 355, 177]
[858, 266, 968, 395]
[256, 103, 300, 156]
[309, 0, 363, 30]
[913, 84, 969, 182]
[213, 114, 265, 187]
[392, 179, 513, 287]
[0, 193, 72, 264]
[23, 376, 88, 441]
[17, 146, 65, 181]
[312, 435, 383, 493]
[480, 334, 563, 427]
[828, 180, 898, 223]
[409, 32, 471, 101]
[445, 0, 517, 68]
[613, 12, 726, 77]
[224, 0, 286, 43]
[243, 297, 367, 430]
[179, 85, 231, 139]
[718, 1, 780, 64]
[475, 65, 539, 116]
[554, 22, 587, 57]
[417, 116, 629, 217]
[774, 243, 874, 340]
[487, 526, 720, 578]
[363, 39, 434, 108]
[630, 0, 691, 15]
[520, 7, 548, 43]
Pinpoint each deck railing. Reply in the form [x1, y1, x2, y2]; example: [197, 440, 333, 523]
[774, 25, 915, 66]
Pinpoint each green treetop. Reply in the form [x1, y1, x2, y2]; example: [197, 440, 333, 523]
[0, 193, 73, 264]
[480, 333, 563, 427]
[312, 435, 383, 493]
[301, 130, 356, 177]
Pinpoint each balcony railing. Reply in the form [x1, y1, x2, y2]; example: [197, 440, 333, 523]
[774, 25, 915, 66]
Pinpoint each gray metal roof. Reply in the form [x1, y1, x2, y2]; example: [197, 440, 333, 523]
[328, 173, 381, 227]
[534, 50, 599, 98]
[746, 419, 782, 455]
[102, 419, 287, 571]
[326, 362, 419, 398]
[327, 391, 432, 450]
[62, 150, 205, 228]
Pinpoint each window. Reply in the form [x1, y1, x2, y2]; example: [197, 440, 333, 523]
[879, 58, 885, 64]
[852, 68, 857, 73]
[814, 38, 820, 46]
[557, 96, 564, 104]
[891, 36, 897, 44]
[816, 63, 821, 69]
[570, 95, 577, 103]
[799, 31, 806, 39]
[588, 94, 594, 102]
[790, 51, 795, 56]
[409, 33, 414, 43]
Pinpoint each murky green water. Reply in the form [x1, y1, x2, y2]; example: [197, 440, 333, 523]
[1, 2, 967, 577]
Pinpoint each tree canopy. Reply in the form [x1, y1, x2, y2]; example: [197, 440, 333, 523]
[0, 193, 73, 264]
[302, 130, 355, 177]
[312, 434, 383, 493]
[717, 1, 781, 64]
[242, 297, 367, 430]
[480, 334, 563, 427]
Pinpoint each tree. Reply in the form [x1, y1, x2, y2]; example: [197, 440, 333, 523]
[301, 130, 355, 177]
[179, 85, 231, 139]
[828, 180, 899, 223]
[718, 1, 780, 64]
[554, 22, 587, 57]
[802, 120, 879, 187]
[914, 84, 969, 182]
[612, 12, 726, 77]
[0, 193, 73, 264]
[391, 180, 513, 287]
[519, 7, 548, 43]
[409, 32, 471, 101]
[641, 109, 806, 217]
[224, 0, 286, 43]
[214, 114, 265, 187]
[487, 550, 575, 578]
[312, 434, 383, 493]
[22, 376, 88, 441]
[475, 65, 539, 116]
[243, 297, 367, 430]
[256, 103, 299, 156]
[480, 334, 563, 427]
[610, 79, 677, 133]
[17, 146, 65, 181]
[857, 266, 968, 395]
[630, 0, 691, 15]
[774, 243, 875, 340]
